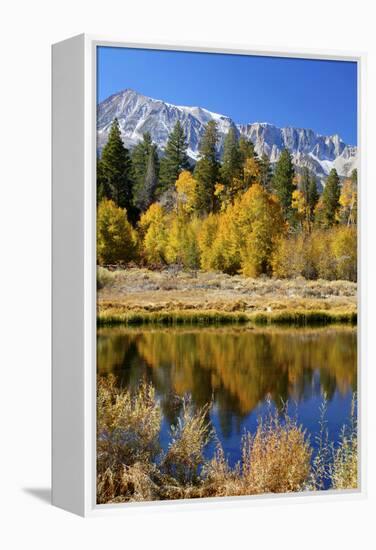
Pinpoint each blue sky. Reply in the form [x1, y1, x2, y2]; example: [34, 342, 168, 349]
[97, 46, 357, 145]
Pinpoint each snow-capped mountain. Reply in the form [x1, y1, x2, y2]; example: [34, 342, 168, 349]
[97, 89, 357, 183]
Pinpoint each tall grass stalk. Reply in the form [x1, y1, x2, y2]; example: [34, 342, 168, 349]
[96, 378, 358, 504]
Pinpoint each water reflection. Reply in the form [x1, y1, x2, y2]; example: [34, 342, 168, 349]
[97, 326, 357, 439]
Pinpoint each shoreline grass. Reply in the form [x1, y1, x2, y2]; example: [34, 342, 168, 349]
[97, 377, 358, 504]
[97, 308, 357, 327]
[97, 267, 357, 327]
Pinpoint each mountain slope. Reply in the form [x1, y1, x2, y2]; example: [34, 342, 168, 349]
[97, 89, 357, 183]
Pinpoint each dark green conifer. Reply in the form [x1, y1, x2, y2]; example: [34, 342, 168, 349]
[131, 132, 159, 211]
[220, 127, 242, 187]
[194, 120, 219, 213]
[272, 148, 295, 221]
[98, 118, 133, 212]
[159, 121, 190, 191]
[322, 168, 341, 226]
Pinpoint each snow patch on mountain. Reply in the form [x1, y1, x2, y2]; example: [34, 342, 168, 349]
[97, 89, 357, 183]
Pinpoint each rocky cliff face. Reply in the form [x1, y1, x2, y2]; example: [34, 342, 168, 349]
[97, 89, 357, 184]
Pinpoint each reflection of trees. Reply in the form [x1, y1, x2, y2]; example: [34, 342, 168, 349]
[97, 327, 357, 430]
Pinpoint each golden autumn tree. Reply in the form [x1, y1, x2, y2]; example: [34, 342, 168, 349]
[237, 184, 286, 277]
[139, 203, 169, 265]
[292, 189, 308, 231]
[175, 170, 198, 215]
[331, 226, 357, 281]
[225, 156, 262, 204]
[339, 171, 357, 226]
[97, 199, 137, 265]
[198, 184, 285, 276]
[163, 172, 201, 268]
[197, 213, 221, 271]
[165, 214, 201, 268]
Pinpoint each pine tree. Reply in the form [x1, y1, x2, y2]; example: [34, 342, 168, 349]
[298, 167, 318, 231]
[159, 121, 190, 191]
[194, 121, 219, 213]
[322, 168, 341, 226]
[300, 167, 311, 204]
[272, 149, 295, 221]
[131, 132, 159, 212]
[220, 127, 242, 188]
[238, 136, 257, 164]
[137, 151, 158, 211]
[96, 157, 108, 203]
[259, 153, 272, 191]
[98, 118, 133, 212]
[307, 174, 319, 226]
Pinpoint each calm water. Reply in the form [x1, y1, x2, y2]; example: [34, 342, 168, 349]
[97, 325, 357, 465]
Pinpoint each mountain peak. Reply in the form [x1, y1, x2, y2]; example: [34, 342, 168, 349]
[97, 89, 357, 182]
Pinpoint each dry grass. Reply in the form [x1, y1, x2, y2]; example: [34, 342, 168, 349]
[97, 267, 357, 327]
[97, 375, 161, 502]
[162, 399, 211, 485]
[96, 378, 358, 504]
[201, 408, 311, 498]
[98, 306, 356, 327]
[331, 397, 358, 490]
[240, 410, 311, 494]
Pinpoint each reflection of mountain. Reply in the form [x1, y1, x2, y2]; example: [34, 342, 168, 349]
[97, 327, 357, 433]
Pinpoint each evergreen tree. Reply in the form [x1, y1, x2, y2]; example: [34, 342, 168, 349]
[131, 132, 159, 211]
[159, 121, 190, 191]
[220, 127, 242, 187]
[194, 120, 219, 213]
[307, 174, 319, 225]
[96, 157, 108, 203]
[272, 149, 295, 221]
[137, 151, 158, 211]
[259, 153, 273, 191]
[300, 167, 310, 203]
[238, 135, 257, 164]
[299, 167, 318, 231]
[98, 118, 133, 211]
[322, 168, 341, 226]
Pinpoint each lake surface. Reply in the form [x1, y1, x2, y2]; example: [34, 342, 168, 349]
[97, 325, 357, 466]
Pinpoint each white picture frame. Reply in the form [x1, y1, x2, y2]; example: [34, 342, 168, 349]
[52, 34, 367, 517]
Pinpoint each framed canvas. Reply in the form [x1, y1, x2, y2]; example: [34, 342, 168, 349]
[52, 34, 366, 517]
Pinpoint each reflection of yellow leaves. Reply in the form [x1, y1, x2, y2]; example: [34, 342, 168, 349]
[98, 328, 357, 418]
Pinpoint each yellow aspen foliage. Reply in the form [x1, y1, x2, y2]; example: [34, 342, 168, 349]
[97, 199, 137, 265]
[139, 203, 169, 265]
[212, 206, 241, 273]
[237, 185, 286, 276]
[200, 184, 285, 276]
[243, 157, 261, 188]
[197, 213, 221, 271]
[165, 214, 200, 268]
[339, 178, 357, 226]
[214, 183, 225, 197]
[313, 196, 326, 227]
[292, 189, 308, 230]
[272, 233, 317, 279]
[272, 227, 356, 281]
[331, 226, 357, 281]
[175, 170, 198, 215]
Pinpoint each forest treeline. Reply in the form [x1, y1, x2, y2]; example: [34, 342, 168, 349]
[97, 118, 357, 281]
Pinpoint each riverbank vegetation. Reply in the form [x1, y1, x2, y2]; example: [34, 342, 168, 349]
[97, 267, 357, 326]
[97, 376, 357, 504]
